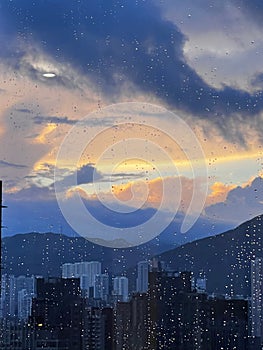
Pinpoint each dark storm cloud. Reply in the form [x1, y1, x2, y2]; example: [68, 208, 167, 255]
[81, 117, 116, 127]
[252, 73, 263, 89]
[34, 116, 76, 125]
[76, 164, 103, 184]
[232, 0, 263, 22]
[15, 108, 33, 114]
[1, 0, 263, 134]
[34, 115, 116, 127]
[0, 160, 27, 169]
[110, 172, 145, 179]
[55, 164, 103, 190]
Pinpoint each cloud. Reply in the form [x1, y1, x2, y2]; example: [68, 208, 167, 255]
[3, 181, 232, 244]
[15, 108, 33, 114]
[77, 164, 103, 184]
[251, 73, 263, 89]
[0, 101, 58, 189]
[6, 184, 55, 202]
[205, 176, 263, 223]
[34, 116, 76, 125]
[5, 173, 230, 244]
[70, 175, 207, 215]
[206, 182, 237, 206]
[1, 0, 263, 142]
[233, 0, 263, 23]
[56, 163, 103, 190]
[33, 115, 116, 127]
[108, 172, 146, 181]
[15, 49, 91, 92]
[0, 160, 27, 169]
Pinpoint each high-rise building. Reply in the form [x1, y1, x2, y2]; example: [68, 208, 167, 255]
[83, 307, 105, 350]
[130, 293, 148, 350]
[251, 257, 263, 339]
[62, 261, 101, 296]
[145, 264, 248, 350]
[115, 302, 131, 350]
[0, 181, 7, 289]
[196, 278, 206, 292]
[113, 277, 129, 302]
[136, 261, 149, 293]
[18, 289, 33, 320]
[1, 276, 114, 349]
[30, 277, 84, 350]
[147, 268, 193, 349]
[207, 296, 248, 350]
[94, 274, 109, 302]
[0, 274, 35, 319]
[7, 275, 16, 318]
[85, 261, 102, 290]
[61, 262, 75, 278]
[83, 307, 114, 350]
[0, 318, 32, 349]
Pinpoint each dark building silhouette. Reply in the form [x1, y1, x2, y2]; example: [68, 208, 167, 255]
[147, 269, 193, 349]
[114, 264, 249, 350]
[207, 297, 248, 350]
[31, 278, 114, 350]
[102, 307, 114, 350]
[0, 319, 31, 350]
[30, 277, 84, 350]
[0, 180, 7, 287]
[130, 293, 148, 350]
[146, 268, 249, 350]
[115, 293, 148, 350]
[83, 307, 114, 350]
[0, 180, 2, 287]
[115, 301, 131, 350]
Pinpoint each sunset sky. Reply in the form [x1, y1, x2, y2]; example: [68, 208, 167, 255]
[1, 0, 263, 245]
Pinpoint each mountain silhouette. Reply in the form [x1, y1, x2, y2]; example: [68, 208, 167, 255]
[159, 214, 263, 296]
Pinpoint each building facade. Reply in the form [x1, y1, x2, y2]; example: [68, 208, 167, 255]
[136, 261, 149, 293]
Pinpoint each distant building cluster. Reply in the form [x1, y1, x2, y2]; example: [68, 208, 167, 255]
[0, 258, 261, 349]
[0, 275, 35, 320]
[62, 261, 102, 297]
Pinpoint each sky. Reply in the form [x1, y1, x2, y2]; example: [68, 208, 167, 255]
[1, 0, 263, 246]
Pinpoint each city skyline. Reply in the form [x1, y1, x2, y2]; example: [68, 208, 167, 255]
[0, 1, 263, 242]
[1, 1, 263, 348]
[0, 256, 255, 349]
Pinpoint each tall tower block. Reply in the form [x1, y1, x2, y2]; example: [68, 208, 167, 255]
[0, 181, 7, 286]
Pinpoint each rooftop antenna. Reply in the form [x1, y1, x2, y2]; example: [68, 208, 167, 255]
[0, 180, 7, 287]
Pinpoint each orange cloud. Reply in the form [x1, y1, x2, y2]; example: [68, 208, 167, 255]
[111, 178, 165, 206]
[206, 182, 237, 206]
[66, 187, 89, 199]
[67, 175, 207, 215]
[33, 123, 57, 144]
